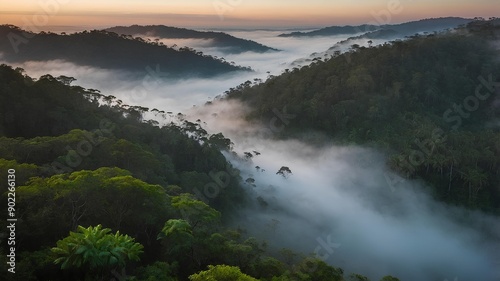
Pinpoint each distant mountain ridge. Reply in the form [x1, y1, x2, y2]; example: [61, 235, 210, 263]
[0, 25, 250, 77]
[278, 24, 379, 37]
[105, 25, 279, 54]
[355, 17, 473, 40]
[279, 17, 472, 38]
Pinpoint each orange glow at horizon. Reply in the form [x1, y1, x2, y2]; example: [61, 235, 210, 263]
[0, 0, 498, 29]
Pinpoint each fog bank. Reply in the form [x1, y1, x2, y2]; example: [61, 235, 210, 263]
[187, 100, 500, 281]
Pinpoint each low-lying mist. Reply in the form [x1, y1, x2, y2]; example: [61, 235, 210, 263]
[188, 100, 500, 281]
[1, 30, 358, 114]
[204, 30, 356, 73]
[1, 59, 259, 113]
[5, 28, 499, 280]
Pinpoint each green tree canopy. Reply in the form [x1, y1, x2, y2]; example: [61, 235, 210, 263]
[51, 225, 143, 279]
[189, 265, 259, 281]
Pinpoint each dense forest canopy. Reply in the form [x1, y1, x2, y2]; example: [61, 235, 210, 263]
[0, 65, 388, 280]
[0, 25, 251, 78]
[227, 19, 500, 213]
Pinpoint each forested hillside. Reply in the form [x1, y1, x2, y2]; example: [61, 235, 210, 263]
[279, 24, 378, 37]
[105, 25, 279, 54]
[228, 20, 500, 212]
[0, 65, 393, 280]
[0, 25, 250, 77]
[278, 17, 471, 38]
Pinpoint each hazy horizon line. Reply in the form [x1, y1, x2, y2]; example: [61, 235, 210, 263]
[0, 15, 482, 33]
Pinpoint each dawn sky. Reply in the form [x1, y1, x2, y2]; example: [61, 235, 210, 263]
[1, 0, 498, 29]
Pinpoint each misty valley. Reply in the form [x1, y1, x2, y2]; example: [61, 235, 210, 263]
[0, 16, 500, 281]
